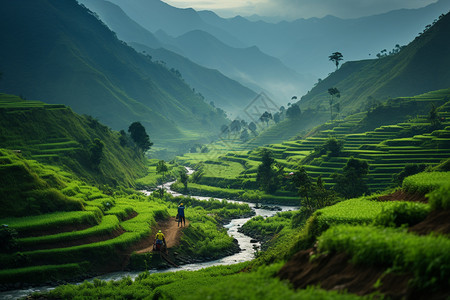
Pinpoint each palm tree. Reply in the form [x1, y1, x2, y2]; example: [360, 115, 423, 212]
[329, 52, 343, 70]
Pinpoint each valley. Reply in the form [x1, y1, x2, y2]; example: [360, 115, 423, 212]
[0, 0, 449, 299]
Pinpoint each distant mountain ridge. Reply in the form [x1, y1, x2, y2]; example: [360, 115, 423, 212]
[84, 0, 311, 105]
[78, 0, 258, 117]
[101, 0, 450, 98]
[299, 11, 450, 114]
[0, 0, 227, 154]
[129, 43, 257, 117]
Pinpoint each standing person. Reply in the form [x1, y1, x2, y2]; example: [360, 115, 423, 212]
[177, 203, 185, 227]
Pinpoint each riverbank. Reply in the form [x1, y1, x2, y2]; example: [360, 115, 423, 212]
[0, 176, 297, 299]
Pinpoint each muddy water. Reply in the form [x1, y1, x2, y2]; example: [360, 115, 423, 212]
[1, 168, 298, 299]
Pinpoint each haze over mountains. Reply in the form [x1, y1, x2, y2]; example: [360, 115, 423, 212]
[0, 0, 228, 156]
[82, 0, 450, 106]
[300, 11, 450, 115]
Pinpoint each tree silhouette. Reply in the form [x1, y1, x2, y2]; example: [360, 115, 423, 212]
[329, 52, 343, 69]
[286, 104, 301, 119]
[428, 104, 441, 130]
[259, 111, 272, 126]
[333, 157, 369, 198]
[128, 122, 153, 152]
[179, 172, 189, 191]
[256, 149, 277, 193]
[327, 87, 340, 120]
[292, 167, 313, 210]
[248, 122, 257, 136]
[230, 119, 242, 133]
[89, 138, 104, 169]
[240, 129, 250, 142]
[156, 160, 168, 181]
[221, 124, 230, 134]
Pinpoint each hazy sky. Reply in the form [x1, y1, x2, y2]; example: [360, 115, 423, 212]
[162, 0, 438, 19]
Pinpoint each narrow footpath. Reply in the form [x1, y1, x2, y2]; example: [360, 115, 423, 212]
[136, 217, 190, 253]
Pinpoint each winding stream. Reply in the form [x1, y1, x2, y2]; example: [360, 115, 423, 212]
[1, 168, 298, 299]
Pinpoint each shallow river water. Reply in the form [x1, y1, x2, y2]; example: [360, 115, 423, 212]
[1, 169, 298, 299]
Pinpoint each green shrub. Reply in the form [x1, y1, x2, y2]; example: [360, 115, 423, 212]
[403, 172, 450, 194]
[427, 181, 450, 210]
[373, 202, 430, 227]
[311, 197, 398, 236]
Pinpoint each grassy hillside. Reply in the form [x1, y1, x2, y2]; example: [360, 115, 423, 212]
[0, 0, 227, 154]
[299, 12, 450, 115]
[175, 89, 450, 200]
[29, 167, 450, 299]
[0, 93, 146, 187]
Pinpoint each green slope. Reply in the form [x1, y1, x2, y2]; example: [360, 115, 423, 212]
[0, 93, 146, 187]
[0, 0, 227, 152]
[300, 12, 450, 114]
[177, 89, 450, 196]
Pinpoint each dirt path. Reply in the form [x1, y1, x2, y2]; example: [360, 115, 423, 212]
[136, 217, 189, 254]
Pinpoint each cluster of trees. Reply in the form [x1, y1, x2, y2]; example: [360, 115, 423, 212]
[189, 144, 209, 153]
[256, 139, 370, 212]
[219, 100, 304, 144]
[221, 119, 257, 143]
[375, 44, 406, 58]
[86, 121, 153, 172]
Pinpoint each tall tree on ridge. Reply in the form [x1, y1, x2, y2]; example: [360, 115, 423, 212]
[329, 52, 343, 69]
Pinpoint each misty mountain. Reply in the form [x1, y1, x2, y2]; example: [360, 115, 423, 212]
[106, 0, 244, 48]
[154, 29, 311, 105]
[78, 0, 161, 49]
[129, 43, 257, 117]
[87, 0, 309, 105]
[0, 0, 227, 153]
[299, 12, 450, 114]
[78, 0, 258, 117]
[198, 0, 450, 81]
[96, 0, 450, 103]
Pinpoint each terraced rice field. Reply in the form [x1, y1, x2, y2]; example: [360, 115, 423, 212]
[192, 93, 450, 193]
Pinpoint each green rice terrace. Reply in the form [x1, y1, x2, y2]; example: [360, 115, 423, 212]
[1, 87, 449, 299]
[1, 3, 450, 299]
[174, 89, 450, 202]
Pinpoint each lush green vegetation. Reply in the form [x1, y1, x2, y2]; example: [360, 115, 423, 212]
[0, 1, 230, 157]
[0, 94, 147, 187]
[173, 88, 450, 207]
[373, 202, 430, 227]
[318, 225, 450, 289]
[135, 159, 185, 188]
[1, 10, 450, 299]
[402, 172, 450, 194]
[31, 262, 365, 300]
